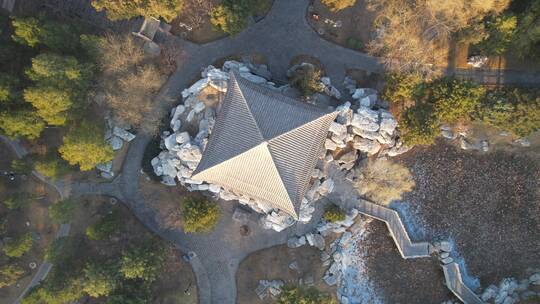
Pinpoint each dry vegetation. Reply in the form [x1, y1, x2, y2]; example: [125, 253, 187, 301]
[97, 34, 166, 132]
[366, 0, 510, 77]
[354, 159, 415, 205]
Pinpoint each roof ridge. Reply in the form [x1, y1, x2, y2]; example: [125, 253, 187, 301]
[230, 73, 266, 142]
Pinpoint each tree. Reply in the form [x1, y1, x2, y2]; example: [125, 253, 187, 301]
[288, 63, 324, 97]
[210, 3, 247, 35]
[323, 204, 346, 223]
[382, 73, 423, 115]
[34, 153, 72, 180]
[91, 0, 183, 22]
[0, 73, 19, 102]
[120, 239, 166, 282]
[511, 0, 540, 60]
[106, 279, 152, 304]
[398, 103, 439, 146]
[477, 87, 540, 137]
[476, 14, 517, 56]
[277, 285, 336, 304]
[181, 197, 220, 233]
[59, 121, 114, 171]
[354, 159, 415, 205]
[83, 262, 118, 298]
[3, 233, 33, 257]
[85, 209, 123, 240]
[48, 199, 76, 224]
[366, 0, 510, 76]
[427, 78, 485, 124]
[0, 109, 45, 139]
[321, 0, 357, 12]
[3, 193, 35, 210]
[11, 17, 42, 47]
[24, 53, 93, 126]
[97, 34, 165, 132]
[0, 265, 24, 288]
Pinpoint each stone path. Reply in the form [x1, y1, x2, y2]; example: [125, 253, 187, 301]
[0, 136, 73, 304]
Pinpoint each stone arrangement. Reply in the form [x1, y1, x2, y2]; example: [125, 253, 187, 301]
[254, 279, 284, 300]
[479, 272, 540, 304]
[97, 120, 136, 179]
[440, 124, 532, 153]
[149, 61, 408, 232]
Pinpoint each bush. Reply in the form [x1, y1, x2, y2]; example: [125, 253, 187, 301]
[475, 14, 517, 56]
[3, 192, 35, 210]
[354, 159, 415, 205]
[0, 72, 19, 102]
[85, 209, 123, 240]
[346, 37, 363, 50]
[83, 262, 119, 298]
[48, 199, 76, 224]
[323, 204, 346, 223]
[120, 239, 165, 282]
[11, 156, 35, 174]
[427, 78, 485, 124]
[321, 0, 357, 12]
[181, 197, 220, 233]
[477, 87, 540, 137]
[382, 73, 423, 113]
[398, 103, 439, 146]
[288, 64, 324, 97]
[0, 264, 24, 288]
[59, 121, 114, 171]
[210, 2, 249, 35]
[91, 0, 183, 22]
[34, 153, 72, 180]
[3, 232, 33, 257]
[11, 17, 42, 47]
[277, 285, 336, 304]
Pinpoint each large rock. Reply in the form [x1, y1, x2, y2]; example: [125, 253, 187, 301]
[353, 137, 381, 155]
[113, 127, 135, 142]
[379, 116, 397, 135]
[96, 161, 113, 173]
[325, 138, 337, 151]
[177, 143, 202, 162]
[287, 235, 306, 248]
[240, 72, 267, 84]
[176, 132, 191, 145]
[329, 122, 347, 137]
[184, 78, 209, 97]
[351, 114, 379, 132]
[108, 136, 123, 150]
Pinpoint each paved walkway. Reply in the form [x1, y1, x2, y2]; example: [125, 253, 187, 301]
[3, 1, 520, 303]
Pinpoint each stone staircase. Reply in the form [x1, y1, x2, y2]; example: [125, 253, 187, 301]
[353, 198, 484, 304]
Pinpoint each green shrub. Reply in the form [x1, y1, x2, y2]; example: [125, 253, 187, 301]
[0, 72, 19, 102]
[398, 103, 439, 146]
[0, 109, 45, 140]
[427, 78, 485, 124]
[11, 156, 35, 174]
[475, 14, 517, 56]
[59, 121, 114, 171]
[85, 209, 122, 240]
[323, 204, 346, 223]
[477, 88, 540, 137]
[0, 264, 24, 288]
[120, 238, 165, 282]
[83, 262, 119, 298]
[48, 199, 76, 224]
[11, 17, 42, 47]
[346, 37, 363, 50]
[34, 153, 72, 180]
[277, 285, 336, 304]
[3, 193, 35, 210]
[3, 232, 33, 257]
[210, 2, 249, 35]
[181, 197, 220, 233]
[382, 73, 423, 110]
[288, 64, 324, 97]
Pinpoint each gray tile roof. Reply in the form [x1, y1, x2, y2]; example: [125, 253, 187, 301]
[192, 73, 338, 218]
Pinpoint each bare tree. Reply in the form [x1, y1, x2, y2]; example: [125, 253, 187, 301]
[180, 0, 214, 29]
[366, 0, 510, 77]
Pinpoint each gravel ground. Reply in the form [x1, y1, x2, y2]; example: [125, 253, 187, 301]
[364, 221, 452, 303]
[396, 142, 540, 286]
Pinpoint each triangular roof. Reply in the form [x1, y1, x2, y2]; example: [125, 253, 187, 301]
[192, 73, 338, 219]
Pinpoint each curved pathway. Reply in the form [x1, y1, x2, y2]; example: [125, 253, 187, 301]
[3, 1, 505, 303]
